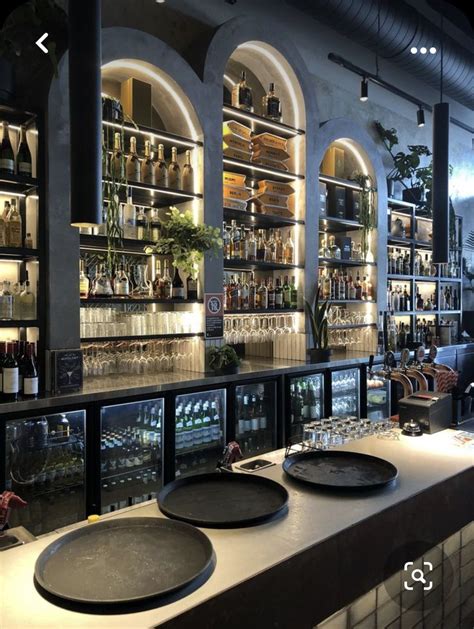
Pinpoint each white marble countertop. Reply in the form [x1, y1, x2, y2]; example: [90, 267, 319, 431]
[1, 429, 472, 628]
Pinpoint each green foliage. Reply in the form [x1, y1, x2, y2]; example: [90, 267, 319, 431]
[146, 208, 223, 278]
[305, 286, 331, 350]
[208, 345, 240, 371]
[350, 171, 377, 262]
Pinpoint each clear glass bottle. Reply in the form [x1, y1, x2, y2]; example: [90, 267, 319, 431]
[122, 187, 137, 240]
[149, 208, 161, 242]
[114, 263, 130, 297]
[92, 264, 113, 298]
[7, 198, 22, 247]
[126, 136, 141, 182]
[262, 82, 281, 121]
[79, 259, 90, 298]
[168, 146, 181, 189]
[328, 235, 341, 259]
[248, 228, 257, 261]
[232, 70, 253, 112]
[230, 220, 241, 260]
[19, 279, 36, 319]
[161, 260, 172, 299]
[256, 229, 266, 261]
[275, 229, 284, 264]
[182, 149, 194, 192]
[141, 140, 155, 185]
[154, 143, 168, 187]
[222, 222, 231, 260]
[0, 206, 6, 247]
[0, 281, 13, 320]
[284, 230, 294, 264]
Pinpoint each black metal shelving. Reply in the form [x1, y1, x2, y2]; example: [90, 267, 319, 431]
[222, 157, 304, 183]
[224, 259, 303, 271]
[0, 319, 39, 328]
[319, 216, 364, 233]
[223, 207, 303, 229]
[225, 308, 303, 315]
[319, 258, 377, 268]
[0, 247, 39, 260]
[102, 177, 202, 208]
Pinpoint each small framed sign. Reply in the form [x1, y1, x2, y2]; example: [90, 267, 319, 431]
[205, 293, 224, 339]
[51, 349, 83, 394]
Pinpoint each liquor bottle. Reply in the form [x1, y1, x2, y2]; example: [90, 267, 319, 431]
[249, 272, 257, 309]
[230, 220, 241, 259]
[453, 289, 459, 310]
[152, 259, 162, 299]
[154, 143, 168, 187]
[257, 279, 268, 309]
[256, 229, 266, 261]
[92, 264, 113, 298]
[284, 231, 294, 265]
[24, 232, 33, 248]
[0, 281, 13, 320]
[2, 342, 19, 401]
[267, 277, 275, 309]
[290, 276, 298, 308]
[240, 226, 249, 260]
[111, 132, 124, 179]
[182, 150, 194, 192]
[328, 235, 341, 259]
[147, 208, 160, 242]
[0, 122, 14, 175]
[274, 277, 283, 309]
[240, 275, 249, 310]
[403, 285, 410, 311]
[126, 136, 141, 182]
[262, 82, 281, 121]
[222, 222, 231, 260]
[114, 263, 130, 297]
[275, 229, 284, 264]
[23, 343, 38, 398]
[248, 228, 257, 261]
[136, 205, 148, 240]
[168, 146, 181, 189]
[20, 278, 36, 319]
[361, 276, 368, 301]
[283, 276, 291, 308]
[172, 267, 185, 299]
[7, 198, 22, 247]
[267, 229, 277, 262]
[355, 273, 362, 300]
[122, 187, 137, 240]
[141, 140, 155, 185]
[0, 206, 6, 247]
[232, 71, 253, 112]
[187, 274, 198, 300]
[16, 125, 32, 176]
[403, 252, 411, 275]
[416, 291, 423, 311]
[230, 275, 239, 310]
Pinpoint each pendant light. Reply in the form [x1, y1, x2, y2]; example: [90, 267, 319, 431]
[360, 77, 368, 101]
[432, 15, 449, 264]
[417, 106, 425, 127]
[69, 0, 102, 227]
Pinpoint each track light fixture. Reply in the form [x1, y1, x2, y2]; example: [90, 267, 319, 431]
[417, 106, 425, 127]
[360, 77, 368, 102]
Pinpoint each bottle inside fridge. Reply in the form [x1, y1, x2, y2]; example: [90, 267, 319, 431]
[235, 382, 276, 457]
[289, 374, 324, 438]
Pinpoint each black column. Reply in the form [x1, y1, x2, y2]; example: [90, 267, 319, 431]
[68, 0, 102, 226]
[431, 102, 449, 264]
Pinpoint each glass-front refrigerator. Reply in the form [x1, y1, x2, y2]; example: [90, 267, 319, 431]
[366, 369, 391, 421]
[100, 399, 163, 513]
[289, 373, 324, 439]
[175, 388, 226, 478]
[331, 367, 360, 418]
[235, 382, 277, 458]
[4, 411, 86, 536]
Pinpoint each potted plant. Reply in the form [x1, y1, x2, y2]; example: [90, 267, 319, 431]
[305, 286, 332, 363]
[374, 121, 432, 205]
[146, 208, 223, 279]
[207, 344, 241, 375]
[350, 171, 376, 262]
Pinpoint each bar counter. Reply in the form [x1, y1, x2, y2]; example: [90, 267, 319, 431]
[1, 343, 472, 416]
[1, 428, 473, 629]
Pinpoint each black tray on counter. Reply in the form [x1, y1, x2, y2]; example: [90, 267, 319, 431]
[158, 472, 289, 528]
[283, 451, 398, 490]
[34, 517, 214, 605]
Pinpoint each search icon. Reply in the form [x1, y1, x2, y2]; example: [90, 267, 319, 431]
[403, 561, 433, 591]
[411, 568, 427, 584]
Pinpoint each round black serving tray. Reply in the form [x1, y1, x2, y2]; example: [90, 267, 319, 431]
[158, 472, 289, 528]
[283, 451, 398, 490]
[34, 517, 214, 605]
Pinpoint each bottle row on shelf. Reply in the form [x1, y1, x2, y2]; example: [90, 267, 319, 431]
[102, 473, 160, 513]
[290, 379, 322, 424]
[0, 276, 36, 320]
[105, 132, 194, 192]
[0, 199, 31, 249]
[175, 396, 223, 451]
[100, 423, 161, 476]
[388, 247, 461, 279]
[224, 273, 298, 311]
[387, 281, 460, 313]
[318, 235, 367, 262]
[0, 122, 33, 177]
[231, 73, 283, 121]
[318, 268, 374, 301]
[386, 316, 436, 351]
[223, 222, 295, 265]
[236, 391, 269, 436]
[0, 341, 39, 400]
[80, 259, 198, 301]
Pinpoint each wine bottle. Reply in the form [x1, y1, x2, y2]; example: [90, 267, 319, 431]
[0, 122, 14, 175]
[154, 143, 168, 187]
[168, 146, 181, 189]
[161, 260, 172, 299]
[126, 136, 141, 182]
[0, 206, 6, 247]
[141, 140, 155, 185]
[2, 342, 19, 401]
[16, 125, 32, 176]
[182, 149, 194, 192]
[186, 274, 198, 300]
[23, 343, 38, 398]
[172, 267, 185, 299]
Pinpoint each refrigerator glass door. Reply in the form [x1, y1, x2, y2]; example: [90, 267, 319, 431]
[235, 381, 277, 458]
[5, 411, 86, 536]
[289, 373, 324, 438]
[100, 399, 164, 513]
[331, 368, 360, 418]
[175, 388, 226, 478]
[367, 370, 391, 421]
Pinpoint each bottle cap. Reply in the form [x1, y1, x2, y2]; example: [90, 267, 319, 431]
[88, 514, 100, 523]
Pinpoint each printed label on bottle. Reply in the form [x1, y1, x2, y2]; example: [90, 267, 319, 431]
[24, 376, 38, 395]
[8, 224, 22, 247]
[172, 287, 185, 299]
[0, 158, 14, 171]
[18, 162, 32, 175]
[3, 367, 19, 394]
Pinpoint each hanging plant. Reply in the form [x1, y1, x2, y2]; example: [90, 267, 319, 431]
[145, 208, 222, 279]
[350, 171, 377, 262]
